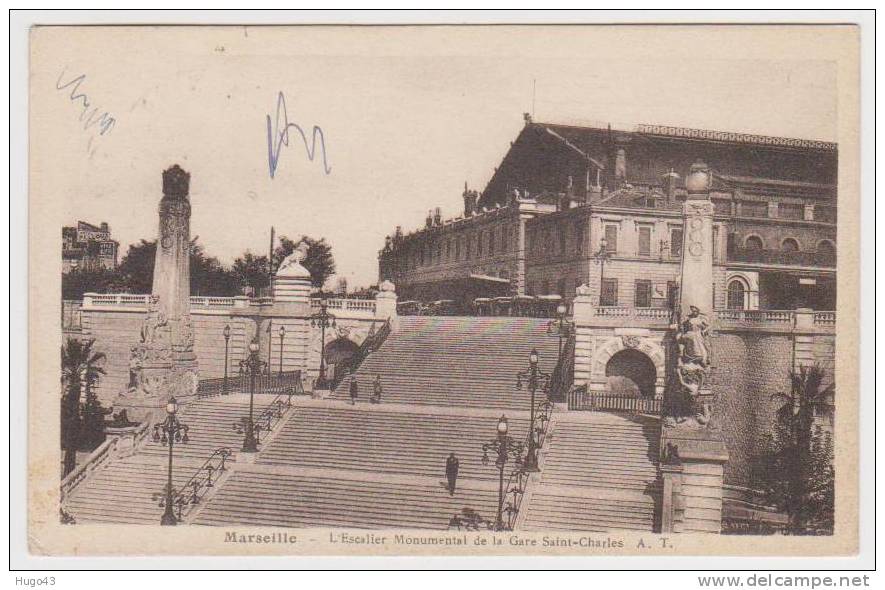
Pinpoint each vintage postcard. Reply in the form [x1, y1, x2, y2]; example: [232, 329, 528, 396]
[27, 23, 861, 558]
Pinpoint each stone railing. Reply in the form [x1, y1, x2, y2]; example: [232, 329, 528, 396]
[190, 296, 237, 307]
[813, 311, 836, 326]
[310, 297, 376, 315]
[60, 421, 152, 501]
[715, 309, 836, 332]
[592, 306, 672, 325]
[81, 294, 240, 309]
[715, 309, 793, 325]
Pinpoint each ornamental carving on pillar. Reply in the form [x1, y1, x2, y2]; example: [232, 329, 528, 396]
[667, 305, 714, 428]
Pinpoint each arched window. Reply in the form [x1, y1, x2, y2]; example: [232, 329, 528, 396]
[744, 235, 764, 250]
[727, 279, 748, 310]
[781, 238, 800, 252]
[817, 240, 836, 256]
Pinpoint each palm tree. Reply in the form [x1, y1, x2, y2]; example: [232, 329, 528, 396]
[61, 338, 106, 477]
[763, 365, 835, 534]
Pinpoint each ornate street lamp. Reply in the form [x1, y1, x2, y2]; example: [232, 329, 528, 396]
[310, 298, 336, 389]
[278, 325, 286, 376]
[152, 396, 189, 525]
[222, 324, 231, 394]
[237, 338, 266, 452]
[592, 237, 613, 306]
[481, 416, 525, 531]
[546, 303, 573, 363]
[516, 349, 551, 472]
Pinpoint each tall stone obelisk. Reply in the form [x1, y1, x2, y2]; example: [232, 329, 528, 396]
[660, 160, 729, 534]
[118, 165, 199, 420]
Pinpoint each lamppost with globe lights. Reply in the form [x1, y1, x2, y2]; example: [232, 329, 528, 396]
[592, 237, 613, 306]
[278, 325, 286, 376]
[237, 338, 266, 452]
[547, 303, 574, 364]
[152, 397, 189, 525]
[310, 298, 336, 389]
[516, 349, 551, 472]
[481, 416, 525, 530]
[222, 324, 231, 394]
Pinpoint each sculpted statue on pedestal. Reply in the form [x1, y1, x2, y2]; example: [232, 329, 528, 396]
[668, 305, 714, 428]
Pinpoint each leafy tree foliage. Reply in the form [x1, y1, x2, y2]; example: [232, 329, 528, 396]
[60, 338, 107, 476]
[757, 365, 835, 534]
[271, 235, 336, 289]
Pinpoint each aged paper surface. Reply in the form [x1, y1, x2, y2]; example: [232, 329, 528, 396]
[29, 24, 860, 557]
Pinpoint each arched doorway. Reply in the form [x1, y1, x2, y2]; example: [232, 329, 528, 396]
[605, 349, 657, 398]
[324, 337, 360, 379]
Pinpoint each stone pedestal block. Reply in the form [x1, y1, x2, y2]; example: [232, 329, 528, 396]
[660, 424, 729, 534]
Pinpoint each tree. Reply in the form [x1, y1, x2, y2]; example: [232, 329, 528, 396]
[62, 267, 126, 299]
[271, 235, 336, 288]
[116, 239, 241, 296]
[60, 338, 106, 477]
[758, 365, 835, 534]
[232, 251, 271, 294]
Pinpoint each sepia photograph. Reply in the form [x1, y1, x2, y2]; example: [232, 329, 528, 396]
[19, 16, 867, 565]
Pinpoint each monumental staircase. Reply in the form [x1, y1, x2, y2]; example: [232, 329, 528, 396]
[332, 316, 560, 410]
[522, 412, 661, 532]
[62, 315, 662, 532]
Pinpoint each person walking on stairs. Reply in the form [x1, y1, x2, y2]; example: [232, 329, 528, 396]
[371, 375, 383, 404]
[445, 452, 460, 496]
[349, 377, 359, 405]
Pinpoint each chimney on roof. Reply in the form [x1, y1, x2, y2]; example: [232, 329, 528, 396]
[663, 168, 680, 201]
[433, 207, 442, 226]
[463, 183, 478, 217]
[615, 147, 627, 182]
[425, 210, 434, 229]
[100, 222, 109, 233]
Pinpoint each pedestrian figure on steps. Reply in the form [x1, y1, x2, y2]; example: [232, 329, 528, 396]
[445, 452, 460, 496]
[349, 377, 358, 405]
[371, 374, 383, 404]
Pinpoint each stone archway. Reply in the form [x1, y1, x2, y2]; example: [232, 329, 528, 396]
[605, 349, 657, 398]
[324, 337, 360, 366]
[590, 334, 667, 398]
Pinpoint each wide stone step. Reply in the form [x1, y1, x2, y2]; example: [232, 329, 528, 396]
[194, 471, 500, 530]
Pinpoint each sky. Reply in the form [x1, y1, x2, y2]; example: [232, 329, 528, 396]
[31, 26, 839, 289]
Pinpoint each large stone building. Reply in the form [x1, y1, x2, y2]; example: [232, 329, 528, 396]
[378, 117, 837, 314]
[62, 220, 120, 273]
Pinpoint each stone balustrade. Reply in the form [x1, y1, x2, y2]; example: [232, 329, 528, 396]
[579, 305, 835, 333]
[715, 309, 836, 333]
[310, 297, 377, 317]
[60, 421, 152, 501]
[592, 306, 672, 325]
[82, 293, 241, 309]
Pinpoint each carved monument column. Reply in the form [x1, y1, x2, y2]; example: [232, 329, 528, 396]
[660, 160, 729, 534]
[116, 165, 199, 420]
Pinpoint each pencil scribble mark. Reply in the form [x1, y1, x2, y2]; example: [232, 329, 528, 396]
[55, 68, 117, 140]
[266, 91, 331, 180]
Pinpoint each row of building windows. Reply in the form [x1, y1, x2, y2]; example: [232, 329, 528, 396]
[399, 224, 517, 270]
[526, 220, 587, 258]
[596, 278, 756, 310]
[741, 235, 836, 254]
[599, 223, 686, 259]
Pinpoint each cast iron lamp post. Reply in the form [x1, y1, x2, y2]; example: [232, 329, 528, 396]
[278, 324, 286, 376]
[592, 237, 613, 306]
[516, 349, 551, 472]
[222, 324, 231, 394]
[238, 338, 266, 452]
[481, 416, 525, 531]
[152, 396, 189, 525]
[310, 298, 336, 389]
[546, 303, 573, 363]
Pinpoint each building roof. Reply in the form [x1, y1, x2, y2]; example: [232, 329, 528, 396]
[479, 119, 838, 209]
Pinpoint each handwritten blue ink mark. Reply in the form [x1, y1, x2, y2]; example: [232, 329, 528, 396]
[266, 91, 331, 179]
[55, 68, 116, 137]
